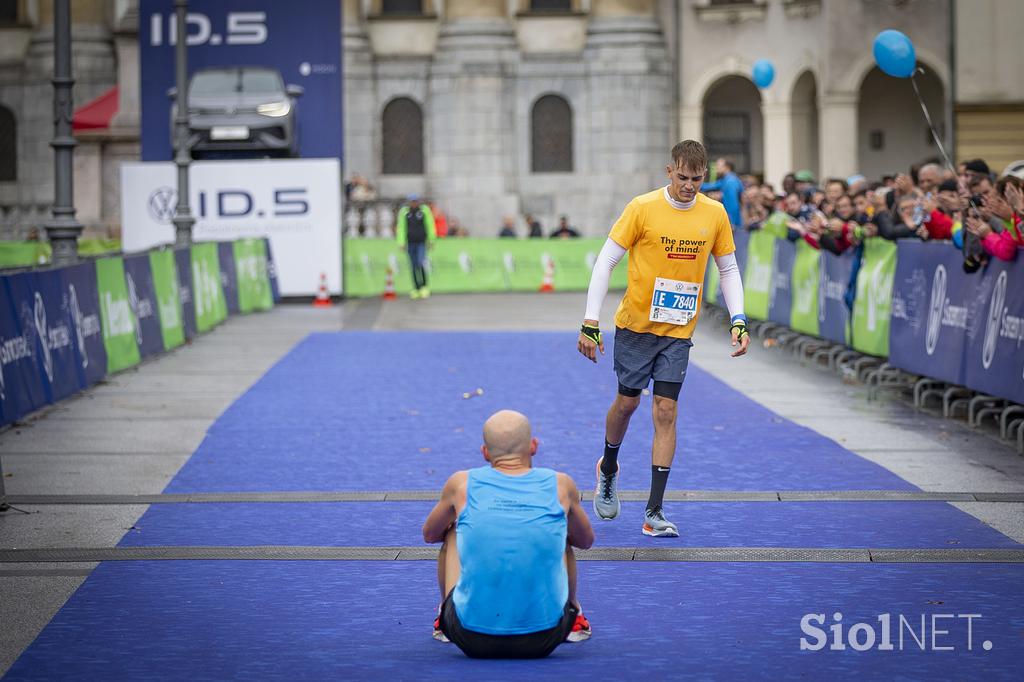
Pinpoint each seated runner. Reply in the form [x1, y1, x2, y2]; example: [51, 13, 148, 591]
[422, 409, 596, 658]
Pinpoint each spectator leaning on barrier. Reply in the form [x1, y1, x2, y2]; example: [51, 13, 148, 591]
[550, 216, 580, 239]
[396, 194, 437, 299]
[499, 216, 517, 239]
[965, 175, 1024, 262]
[526, 214, 544, 238]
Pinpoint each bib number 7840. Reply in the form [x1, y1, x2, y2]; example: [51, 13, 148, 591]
[649, 277, 701, 325]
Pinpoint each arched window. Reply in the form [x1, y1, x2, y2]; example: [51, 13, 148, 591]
[0, 105, 15, 182]
[531, 94, 572, 173]
[382, 97, 424, 175]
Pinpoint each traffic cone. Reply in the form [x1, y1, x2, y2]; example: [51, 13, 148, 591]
[382, 266, 397, 300]
[313, 272, 333, 307]
[538, 256, 555, 293]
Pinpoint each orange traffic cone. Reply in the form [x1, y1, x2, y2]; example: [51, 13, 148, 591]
[382, 266, 397, 300]
[538, 257, 555, 293]
[313, 272, 333, 307]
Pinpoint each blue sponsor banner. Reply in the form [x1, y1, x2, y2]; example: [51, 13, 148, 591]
[0, 274, 47, 425]
[768, 238, 795, 326]
[29, 269, 85, 403]
[218, 241, 240, 315]
[61, 261, 108, 389]
[819, 250, 854, 345]
[732, 228, 749, 274]
[889, 242, 970, 385]
[175, 247, 197, 339]
[139, 0, 342, 161]
[124, 254, 166, 358]
[265, 237, 280, 302]
[962, 257, 1024, 404]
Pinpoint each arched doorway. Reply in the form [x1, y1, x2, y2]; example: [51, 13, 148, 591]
[791, 70, 819, 181]
[857, 64, 944, 179]
[703, 76, 763, 176]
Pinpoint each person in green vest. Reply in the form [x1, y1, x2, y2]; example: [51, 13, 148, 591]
[396, 194, 437, 299]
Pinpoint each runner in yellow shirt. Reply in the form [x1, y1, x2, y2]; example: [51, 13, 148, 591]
[577, 140, 750, 537]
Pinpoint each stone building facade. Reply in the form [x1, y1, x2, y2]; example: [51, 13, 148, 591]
[0, 0, 1022, 240]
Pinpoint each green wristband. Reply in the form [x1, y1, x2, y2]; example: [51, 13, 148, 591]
[580, 324, 602, 344]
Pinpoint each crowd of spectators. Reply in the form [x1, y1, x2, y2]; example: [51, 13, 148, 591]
[707, 156, 1024, 269]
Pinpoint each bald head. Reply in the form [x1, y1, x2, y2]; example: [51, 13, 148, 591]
[918, 163, 943, 193]
[482, 410, 533, 461]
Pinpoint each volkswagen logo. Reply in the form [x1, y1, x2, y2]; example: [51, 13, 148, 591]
[148, 187, 178, 224]
[982, 271, 1007, 370]
[924, 265, 946, 356]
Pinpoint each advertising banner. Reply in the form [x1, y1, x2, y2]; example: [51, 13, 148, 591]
[743, 230, 774, 321]
[343, 239, 626, 298]
[120, 158, 342, 296]
[190, 242, 228, 333]
[704, 259, 719, 305]
[139, 0, 342, 161]
[218, 241, 240, 315]
[264, 237, 280, 302]
[768, 237, 795, 327]
[149, 249, 185, 350]
[962, 258, 1024, 404]
[60, 261, 108, 388]
[175, 248, 197, 339]
[0, 273, 48, 423]
[96, 257, 141, 373]
[789, 239, 820, 336]
[851, 238, 897, 357]
[819, 250, 854, 345]
[233, 238, 273, 312]
[889, 243, 970, 384]
[123, 254, 166, 359]
[25, 269, 87, 403]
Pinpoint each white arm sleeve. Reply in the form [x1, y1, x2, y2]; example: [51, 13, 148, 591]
[713, 252, 746, 322]
[584, 238, 627, 321]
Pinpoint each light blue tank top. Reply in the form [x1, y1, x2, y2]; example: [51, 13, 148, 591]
[453, 466, 569, 635]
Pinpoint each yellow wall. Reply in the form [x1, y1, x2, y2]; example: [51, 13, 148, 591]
[956, 107, 1024, 175]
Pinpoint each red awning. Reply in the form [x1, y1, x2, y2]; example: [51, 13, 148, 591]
[72, 86, 118, 131]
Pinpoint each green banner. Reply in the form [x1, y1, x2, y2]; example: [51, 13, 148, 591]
[851, 237, 897, 357]
[148, 249, 185, 351]
[0, 242, 50, 268]
[343, 238, 628, 297]
[743, 231, 774, 320]
[789, 239, 821, 336]
[234, 238, 273, 312]
[761, 212, 791, 240]
[190, 242, 227, 332]
[96, 257, 141, 373]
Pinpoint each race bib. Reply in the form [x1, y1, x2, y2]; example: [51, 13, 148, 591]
[649, 277, 701, 325]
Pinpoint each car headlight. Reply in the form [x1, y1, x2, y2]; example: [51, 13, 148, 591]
[257, 101, 291, 117]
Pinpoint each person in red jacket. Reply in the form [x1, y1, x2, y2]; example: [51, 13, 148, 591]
[966, 176, 1024, 261]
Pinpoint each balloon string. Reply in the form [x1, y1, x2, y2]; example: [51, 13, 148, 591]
[910, 71, 957, 176]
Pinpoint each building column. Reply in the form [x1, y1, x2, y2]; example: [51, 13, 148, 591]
[342, 0, 373, 178]
[428, 0, 518, 232]
[761, 101, 793, 189]
[819, 92, 858, 181]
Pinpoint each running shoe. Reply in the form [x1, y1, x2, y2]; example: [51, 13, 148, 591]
[410, 288, 422, 300]
[566, 611, 592, 642]
[419, 287, 431, 299]
[593, 457, 620, 520]
[433, 606, 449, 642]
[642, 505, 679, 538]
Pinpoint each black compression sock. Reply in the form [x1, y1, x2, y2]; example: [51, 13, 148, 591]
[647, 465, 670, 510]
[601, 440, 621, 475]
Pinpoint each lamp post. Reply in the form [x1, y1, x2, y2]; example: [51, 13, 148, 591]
[43, 0, 83, 266]
[172, 0, 194, 245]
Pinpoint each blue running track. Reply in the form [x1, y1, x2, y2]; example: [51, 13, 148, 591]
[6, 332, 1023, 680]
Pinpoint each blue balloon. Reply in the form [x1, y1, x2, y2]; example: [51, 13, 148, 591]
[873, 29, 916, 78]
[752, 59, 775, 89]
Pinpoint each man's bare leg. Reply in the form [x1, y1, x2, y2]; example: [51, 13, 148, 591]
[606, 393, 641, 445]
[651, 395, 678, 468]
[438, 526, 461, 597]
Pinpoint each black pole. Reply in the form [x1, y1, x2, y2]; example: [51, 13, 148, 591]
[0, 453, 8, 512]
[44, 0, 83, 265]
[172, 0, 194, 245]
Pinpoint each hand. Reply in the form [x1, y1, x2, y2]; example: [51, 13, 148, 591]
[577, 319, 604, 363]
[915, 225, 930, 240]
[965, 214, 992, 238]
[730, 321, 749, 358]
[987, 194, 1014, 221]
[787, 219, 805, 234]
[861, 222, 878, 238]
[1005, 183, 1024, 213]
[895, 174, 914, 196]
[922, 194, 938, 214]
[828, 218, 844, 234]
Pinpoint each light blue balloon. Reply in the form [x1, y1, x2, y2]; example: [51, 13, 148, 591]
[873, 29, 916, 78]
[752, 59, 775, 89]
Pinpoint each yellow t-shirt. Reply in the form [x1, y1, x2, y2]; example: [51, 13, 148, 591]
[610, 188, 736, 339]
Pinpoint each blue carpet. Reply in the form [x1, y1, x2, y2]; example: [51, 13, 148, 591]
[7, 561, 1023, 681]
[119, 501, 1020, 550]
[166, 332, 914, 492]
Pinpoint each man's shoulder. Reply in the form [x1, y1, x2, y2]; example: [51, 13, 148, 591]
[697, 193, 727, 212]
[633, 188, 664, 206]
